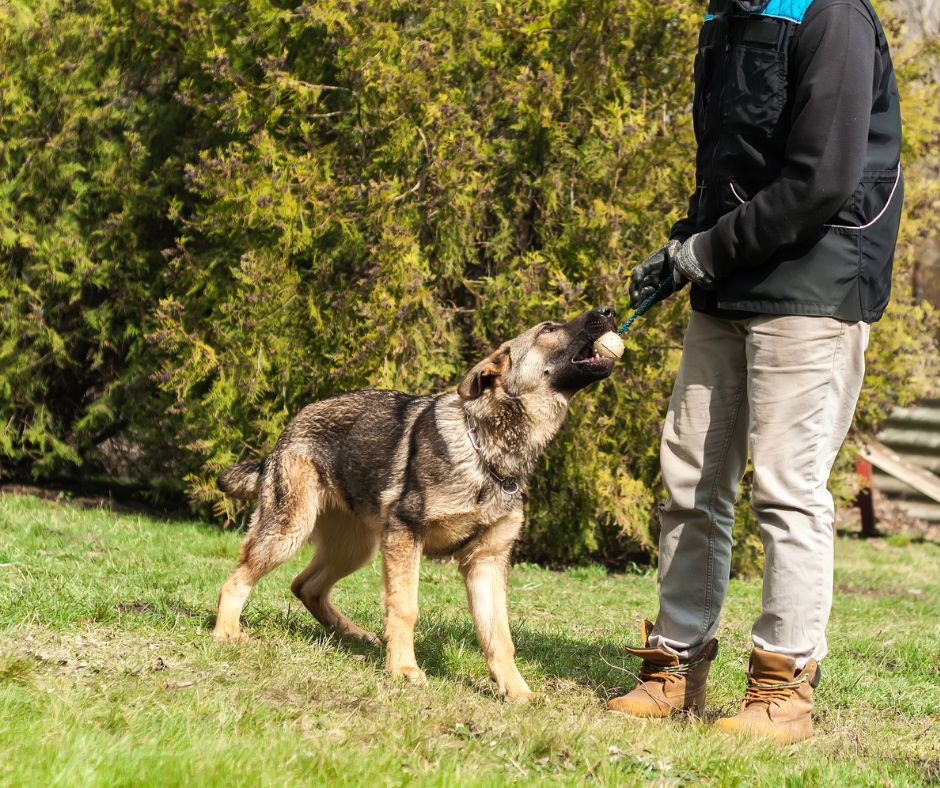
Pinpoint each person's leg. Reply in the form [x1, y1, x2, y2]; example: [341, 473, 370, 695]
[609, 310, 748, 717]
[650, 310, 751, 656]
[716, 315, 869, 743]
[746, 315, 869, 665]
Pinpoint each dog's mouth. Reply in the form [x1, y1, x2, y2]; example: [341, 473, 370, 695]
[548, 310, 617, 394]
[571, 335, 615, 371]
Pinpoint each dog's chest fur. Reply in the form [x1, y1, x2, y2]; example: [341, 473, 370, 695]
[418, 478, 521, 558]
[379, 393, 523, 558]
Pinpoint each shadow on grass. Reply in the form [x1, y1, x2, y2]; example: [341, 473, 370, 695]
[213, 603, 647, 703]
[0, 482, 192, 521]
[203, 605, 739, 723]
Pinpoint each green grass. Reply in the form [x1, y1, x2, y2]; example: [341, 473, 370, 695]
[0, 493, 938, 786]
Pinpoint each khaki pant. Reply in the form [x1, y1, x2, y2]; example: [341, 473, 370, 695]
[649, 311, 870, 667]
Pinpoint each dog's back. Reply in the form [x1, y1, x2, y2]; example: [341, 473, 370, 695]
[218, 389, 437, 511]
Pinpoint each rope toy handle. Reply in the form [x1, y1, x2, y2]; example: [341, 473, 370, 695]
[617, 273, 675, 336]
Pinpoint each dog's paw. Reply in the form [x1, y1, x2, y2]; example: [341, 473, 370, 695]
[389, 664, 428, 686]
[211, 626, 249, 644]
[346, 628, 382, 649]
[494, 671, 534, 702]
[502, 688, 536, 703]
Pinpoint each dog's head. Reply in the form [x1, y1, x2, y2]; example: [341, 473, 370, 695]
[457, 307, 618, 401]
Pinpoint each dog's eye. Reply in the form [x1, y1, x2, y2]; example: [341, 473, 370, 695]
[539, 323, 560, 335]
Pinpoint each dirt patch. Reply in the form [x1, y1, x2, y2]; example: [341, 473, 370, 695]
[833, 583, 926, 599]
[115, 602, 158, 615]
[834, 583, 893, 598]
[168, 604, 204, 619]
[838, 497, 940, 543]
[0, 628, 200, 685]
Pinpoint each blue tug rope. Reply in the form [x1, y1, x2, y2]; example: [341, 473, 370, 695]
[617, 274, 674, 335]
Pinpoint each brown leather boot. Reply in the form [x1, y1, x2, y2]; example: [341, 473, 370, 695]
[607, 620, 718, 718]
[715, 648, 820, 743]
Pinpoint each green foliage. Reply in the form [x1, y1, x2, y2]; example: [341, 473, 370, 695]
[0, 0, 199, 489]
[0, 0, 937, 567]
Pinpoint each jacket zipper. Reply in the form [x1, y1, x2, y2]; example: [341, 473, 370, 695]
[710, 23, 732, 203]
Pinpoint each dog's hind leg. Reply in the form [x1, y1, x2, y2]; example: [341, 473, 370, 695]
[290, 511, 381, 647]
[212, 454, 322, 643]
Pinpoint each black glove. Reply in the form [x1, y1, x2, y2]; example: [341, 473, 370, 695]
[629, 234, 714, 308]
[628, 239, 683, 308]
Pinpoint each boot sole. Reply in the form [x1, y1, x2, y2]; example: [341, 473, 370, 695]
[607, 700, 703, 719]
[714, 717, 813, 744]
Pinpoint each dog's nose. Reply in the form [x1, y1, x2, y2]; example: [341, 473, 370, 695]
[595, 306, 615, 320]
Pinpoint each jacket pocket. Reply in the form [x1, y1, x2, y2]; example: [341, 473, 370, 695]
[721, 44, 786, 137]
[826, 166, 904, 319]
[716, 168, 902, 320]
[826, 168, 902, 231]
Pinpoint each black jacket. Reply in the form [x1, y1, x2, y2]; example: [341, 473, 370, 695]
[671, 0, 903, 322]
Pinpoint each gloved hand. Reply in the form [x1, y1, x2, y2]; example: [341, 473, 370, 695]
[672, 233, 714, 289]
[628, 239, 683, 308]
[629, 234, 713, 308]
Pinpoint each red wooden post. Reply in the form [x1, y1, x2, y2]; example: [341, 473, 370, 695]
[855, 458, 877, 537]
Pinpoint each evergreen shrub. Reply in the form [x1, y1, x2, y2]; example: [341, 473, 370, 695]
[1, 0, 936, 570]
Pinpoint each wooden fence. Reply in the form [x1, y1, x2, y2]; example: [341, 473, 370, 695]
[869, 397, 940, 523]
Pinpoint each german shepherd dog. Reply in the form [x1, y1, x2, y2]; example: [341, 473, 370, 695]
[212, 307, 617, 700]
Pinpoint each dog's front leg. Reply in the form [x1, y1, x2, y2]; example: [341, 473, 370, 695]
[381, 525, 426, 686]
[460, 551, 533, 701]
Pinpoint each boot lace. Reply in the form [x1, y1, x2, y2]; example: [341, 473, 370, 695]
[639, 651, 708, 685]
[743, 675, 806, 707]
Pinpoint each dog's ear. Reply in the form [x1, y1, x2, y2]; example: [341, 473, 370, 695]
[457, 346, 512, 399]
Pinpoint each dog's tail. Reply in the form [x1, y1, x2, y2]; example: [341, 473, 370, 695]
[218, 461, 264, 500]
